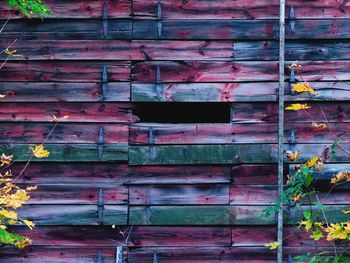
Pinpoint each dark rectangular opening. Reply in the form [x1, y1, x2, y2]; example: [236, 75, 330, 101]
[133, 102, 231, 123]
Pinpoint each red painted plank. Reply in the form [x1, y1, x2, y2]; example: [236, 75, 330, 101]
[232, 165, 278, 185]
[130, 123, 277, 144]
[0, 0, 131, 18]
[132, 61, 278, 82]
[0, 82, 130, 102]
[25, 185, 128, 205]
[231, 226, 276, 247]
[230, 185, 277, 205]
[0, 247, 119, 263]
[0, 61, 130, 82]
[231, 102, 350, 123]
[11, 226, 128, 247]
[11, 163, 231, 185]
[127, 226, 231, 247]
[0, 103, 137, 123]
[0, 123, 128, 143]
[129, 185, 229, 205]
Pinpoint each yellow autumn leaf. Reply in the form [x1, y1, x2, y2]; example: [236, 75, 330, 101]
[286, 150, 300, 162]
[31, 144, 50, 158]
[330, 171, 350, 184]
[264, 241, 280, 250]
[22, 219, 35, 230]
[0, 225, 7, 229]
[285, 103, 311, 111]
[292, 82, 317, 94]
[316, 161, 324, 172]
[0, 209, 18, 220]
[292, 193, 302, 202]
[298, 219, 313, 231]
[304, 156, 318, 168]
[0, 153, 13, 167]
[326, 223, 349, 240]
[4, 49, 23, 58]
[14, 237, 32, 249]
[288, 63, 302, 71]
[26, 186, 37, 191]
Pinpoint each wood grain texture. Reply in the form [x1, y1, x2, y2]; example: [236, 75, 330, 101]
[0, 143, 128, 162]
[2, 20, 131, 40]
[0, 82, 130, 102]
[0, 247, 120, 263]
[127, 226, 231, 247]
[129, 184, 230, 205]
[0, 61, 130, 82]
[11, 163, 231, 185]
[0, 103, 136, 123]
[232, 165, 278, 185]
[0, 0, 131, 18]
[0, 123, 128, 143]
[18, 205, 127, 225]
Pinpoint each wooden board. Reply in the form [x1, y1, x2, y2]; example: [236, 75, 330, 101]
[129, 184, 230, 205]
[0, 123, 128, 143]
[0, 0, 131, 18]
[232, 165, 278, 185]
[0, 103, 136, 123]
[2, 20, 131, 40]
[17, 205, 127, 225]
[0, 143, 128, 162]
[0, 82, 130, 102]
[0, 61, 130, 82]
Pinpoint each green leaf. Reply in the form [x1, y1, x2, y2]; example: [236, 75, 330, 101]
[310, 229, 324, 241]
[263, 241, 280, 250]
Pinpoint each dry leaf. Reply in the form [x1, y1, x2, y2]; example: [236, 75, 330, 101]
[0, 153, 13, 167]
[285, 103, 311, 111]
[52, 115, 69, 122]
[292, 82, 317, 94]
[312, 122, 327, 130]
[31, 145, 50, 158]
[286, 150, 300, 162]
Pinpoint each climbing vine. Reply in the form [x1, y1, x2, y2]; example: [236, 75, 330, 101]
[263, 63, 350, 262]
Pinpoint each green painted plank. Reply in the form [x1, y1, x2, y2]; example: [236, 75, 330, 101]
[129, 205, 350, 225]
[0, 144, 128, 162]
[129, 144, 277, 165]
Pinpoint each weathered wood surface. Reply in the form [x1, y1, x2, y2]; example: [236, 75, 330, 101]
[23, 185, 128, 205]
[231, 102, 350, 123]
[0, 103, 136, 122]
[2, 20, 131, 40]
[127, 226, 231, 247]
[0, 247, 119, 263]
[0, 61, 130, 82]
[18, 205, 127, 225]
[129, 205, 350, 225]
[0, 0, 131, 18]
[132, 61, 350, 83]
[129, 185, 230, 205]
[0, 144, 128, 162]
[134, 20, 350, 40]
[0, 82, 130, 102]
[11, 163, 231, 185]
[3, 40, 350, 61]
[232, 165, 278, 185]
[129, 143, 350, 165]
[11, 226, 128, 246]
[130, 123, 350, 144]
[0, 123, 128, 143]
[132, 0, 350, 19]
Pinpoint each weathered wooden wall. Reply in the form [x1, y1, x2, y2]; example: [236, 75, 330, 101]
[0, 0, 350, 262]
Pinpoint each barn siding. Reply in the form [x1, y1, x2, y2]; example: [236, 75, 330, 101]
[0, 1, 349, 262]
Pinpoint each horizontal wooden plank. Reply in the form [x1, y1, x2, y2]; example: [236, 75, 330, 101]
[11, 163, 231, 185]
[130, 123, 350, 144]
[231, 102, 350, 123]
[3, 40, 350, 61]
[129, 143, 350, 165]
[129, 185, 229, 205]
[129, 205, 350, 225]
[0, 82, 130, 102]
[2, 20, 131, 40]
[0, 247, 119, 263]
[129, 144, 278, 165]
[232, 165, 278, 185]
[127, 226, 231, 247]
[0, 103, 136, 123]
[0, 61, 130, 82]
[0, 123, 128, 143]
[127, 247, 277, 263]
[132, 61, 278, 82]
[132, 0, 350, 19]
[0, 144, 128, 162]
[18, 205, 127, 225]
[131, 82, 278, 102]
[134, 20, 350, 40]
[0, 0, 131, 19]
[24, 185, 128, 205]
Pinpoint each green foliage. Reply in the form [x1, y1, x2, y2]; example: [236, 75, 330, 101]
[8, 0, 51, 17]
[294, 253, 350, 263]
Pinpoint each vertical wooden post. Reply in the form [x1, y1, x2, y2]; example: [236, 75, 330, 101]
[278, 0, 286, 262]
